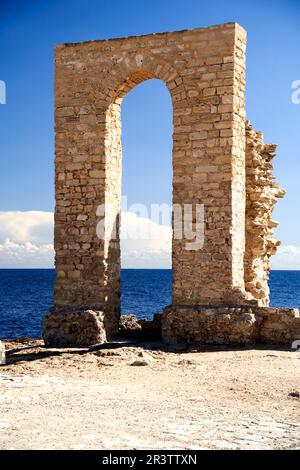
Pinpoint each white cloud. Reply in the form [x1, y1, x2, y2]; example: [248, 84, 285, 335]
[121, 212, 171, 268]
[0, 211, 55, 268]
[0, 211, 54, 245]
[0, 211, 298, 270]
[0, 211, 171, 268]
[0, 239, 54, 268]
[271, 245, 300, 270]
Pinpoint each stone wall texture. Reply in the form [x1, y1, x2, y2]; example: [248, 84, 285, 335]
[43, 22, 299, 347]
[162, 305, 300, 345]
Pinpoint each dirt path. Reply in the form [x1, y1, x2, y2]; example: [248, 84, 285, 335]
[0, 340, 299, 450]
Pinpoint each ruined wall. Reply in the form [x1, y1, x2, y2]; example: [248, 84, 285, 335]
[244, 121, 285, 306]
[162, 122, 300, 345]
[53, 22, 250, 333]
[162, 305, 300, 345]
[45, 23, 300, 347]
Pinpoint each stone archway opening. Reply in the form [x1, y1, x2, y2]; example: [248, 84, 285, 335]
[119, 78, 173, 320]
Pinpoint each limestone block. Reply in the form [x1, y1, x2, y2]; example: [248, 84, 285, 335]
[43, 308, 107, 347]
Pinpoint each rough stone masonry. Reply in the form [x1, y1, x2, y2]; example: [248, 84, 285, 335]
[43, 22, 300, 347]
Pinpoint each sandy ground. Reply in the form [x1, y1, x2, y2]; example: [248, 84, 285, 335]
[0, 338, 300, 450]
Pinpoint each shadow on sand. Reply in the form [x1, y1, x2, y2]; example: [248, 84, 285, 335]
[2, 336, 292, 367]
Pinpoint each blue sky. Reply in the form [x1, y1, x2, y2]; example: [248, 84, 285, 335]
[0, 0, 300, 268]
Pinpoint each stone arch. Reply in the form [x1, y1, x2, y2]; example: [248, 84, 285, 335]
[51, 24, 249, 334]
[105, 56, 185, 104]
[45, 23, 289, 348]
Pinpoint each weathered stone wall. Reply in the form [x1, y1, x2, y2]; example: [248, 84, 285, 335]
[52, 23, 250, 340]
[244, 122, 285, 306]
[161, 120, 300, 346]
[43, 22, 298, 347]
[162, 305, 300, 345]
[171, 23, 249, 305]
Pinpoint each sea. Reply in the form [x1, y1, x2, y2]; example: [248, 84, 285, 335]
[0, 269, 299, 339]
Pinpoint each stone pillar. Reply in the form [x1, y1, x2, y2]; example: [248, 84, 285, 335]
[43, 45, 122, 346]
[172, 23, 249, 305]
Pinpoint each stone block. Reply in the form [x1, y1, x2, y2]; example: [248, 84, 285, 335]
[43, 308, 107, 347]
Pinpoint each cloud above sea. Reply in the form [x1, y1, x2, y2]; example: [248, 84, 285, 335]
[0, 211, 171, 268]
[0, 211, 298, 270]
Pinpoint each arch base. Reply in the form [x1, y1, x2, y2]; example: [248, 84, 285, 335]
[43, 307, 107, 348]
[162, 305, 300, 345]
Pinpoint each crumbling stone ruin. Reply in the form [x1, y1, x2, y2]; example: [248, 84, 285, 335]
[244, 122, 286, 306]
[43, 22, 300, 347]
